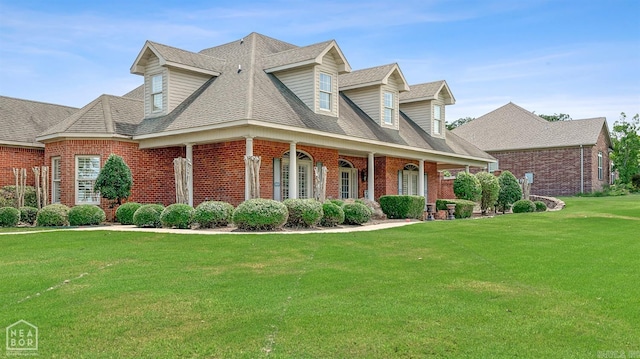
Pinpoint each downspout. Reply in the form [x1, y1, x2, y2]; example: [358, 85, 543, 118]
[580, 145, 584, 193]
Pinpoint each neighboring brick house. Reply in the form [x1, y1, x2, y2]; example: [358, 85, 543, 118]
[452, 102, 612, 196]
[1, 32, 494, 211]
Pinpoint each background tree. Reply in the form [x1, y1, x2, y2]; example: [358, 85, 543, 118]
[446, 117, 475, 130]
[535, 112, 572, 122]
[611, 112, 640, 184]
[496, 171, 522, 213]
[94, 154, 133, 206]
[476, 172, 500, 214]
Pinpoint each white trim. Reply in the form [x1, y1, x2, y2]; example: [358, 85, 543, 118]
[51, 157, 61, 204]
[36, 133, 131, 142]
[75, 155, 101, 205]
[367, 153, 375, 201]
[0, 140, 45, 148]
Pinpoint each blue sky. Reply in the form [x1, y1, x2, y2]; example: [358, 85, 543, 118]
[1, 0, 638, 127]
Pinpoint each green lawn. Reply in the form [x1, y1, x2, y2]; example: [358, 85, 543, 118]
[1, 196, 639, 358]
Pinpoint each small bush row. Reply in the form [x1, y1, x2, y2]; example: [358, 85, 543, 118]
[436, 199, 476, 219]
[379, 195, 424, 219]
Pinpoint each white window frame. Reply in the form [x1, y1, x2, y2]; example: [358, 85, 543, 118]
[151, 74, 163, 112]
[434, 105, 442, 135]
[383, 92, 394, 125]
[488, 160, 499, 173]
[282, 151, 313, 200]
[319, 73, 332, 111]
[51, 157, 61, 203]
[338, 159, 358, 199]
[598, 151, 603, 180]
[75, 155, 101, 205]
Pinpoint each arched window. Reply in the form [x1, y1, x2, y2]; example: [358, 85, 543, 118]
[282, 151, 313, 199]
[338, 159, 358, 199]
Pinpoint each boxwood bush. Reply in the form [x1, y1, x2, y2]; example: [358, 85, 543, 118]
[69, 205, 106, 226]
[160, 204, 194, 229]
[534, 201, 547, 212]
[320, 201, 345, 227]
[19, 206, 38, 225]
[116, 202, 142, 225]
[233, 199, 288, 231]
[193, 201, 234, 228]
[436, 199, 476, 219]
[36, 204, 70, 227]
[379, 195, 425, 219]
[512, 199, 536, 213]
[283, 199, 323, 227]
[453, 172, 482, 202]
[0, 207, 20, 227]
[133, 204, 165, 228]
[342, 203, 371, 225]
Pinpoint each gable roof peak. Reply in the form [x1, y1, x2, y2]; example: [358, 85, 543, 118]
[400, 80, 455, 104]
[263, 38, 351, 74]
[339, 63, 409, 92]
[131, 40, 225, 76]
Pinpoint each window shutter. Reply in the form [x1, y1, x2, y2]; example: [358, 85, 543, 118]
[273, 158, 281, 201]
[402, 170, 410, 195]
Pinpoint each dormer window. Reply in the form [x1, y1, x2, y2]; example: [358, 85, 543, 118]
[319, 73, 332, 111]
[434, 104, 442, 135]
[151, 74, 163, 112]
[384, 92, 394, 125]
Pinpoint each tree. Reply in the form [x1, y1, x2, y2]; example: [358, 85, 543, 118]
[453, 172, 481, 202]
[94, 154, 133, 206]
[496, 171, 522, 213]
[447, 117, 475, 130]
[611, 112, 640, 184]
[536, 113, 572, 122]
[476, 172, 500, 214]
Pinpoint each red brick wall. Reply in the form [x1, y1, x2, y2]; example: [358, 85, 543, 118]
[0, 146, 45, 187]
[193, 141, 245, 205]
[370, 156, 439, 202]
[439, 174, 455, 199]
[589, 127, 611, 191]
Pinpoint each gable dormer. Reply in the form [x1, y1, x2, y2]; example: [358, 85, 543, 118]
[339, 64, 409, 130]
[131, 41, 224, 118]
[399, 80, 455, 139]
[263, 40, 351, 117]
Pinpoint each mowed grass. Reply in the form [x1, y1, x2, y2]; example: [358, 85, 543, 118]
[1, 196, 638, 358]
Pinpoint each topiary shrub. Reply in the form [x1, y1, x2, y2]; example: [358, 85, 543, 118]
[115, 202, 142, 225]
[476, 172, 500, 214]
[512, 199, 536, 213]
[0, 185, 38, 208]
[320, 201, 345, 227]
[94, 154, 133, 205]
[0, 207, 21, 227]
[534, 201, 547, 212]
[453, 172, 482, 202]
[497, 171, 523, 213]
[193, 201, 234, 228]
[233, 199, 288, 231]
[19, 206, 38, 225]
[160, 204, 194, 229]
[283, 199, 323, 228]
[36, 204, 70, 227]
[342, 203, 371, 225]
[379, 195, 425, 219]
[133, 204, 165, 228]
[69, 205, 106, 226]
[436, 199, 476, 219]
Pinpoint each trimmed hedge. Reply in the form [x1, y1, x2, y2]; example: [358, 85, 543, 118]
[69, 205, 106, 226]
[512, 199, 536, 213]
[116, 202, 142, 225]
[193, 201, 234, 228]
[19, 206, 38, 225]
[0, 207, 20, 227]
[320, 201, 345, 227]
[436, 199, 476, 219]
[232, 199, 288, 231]
[534, 201, 547, 212]
[160, 204, 194, 229]
[342, 203, 371, 225]
[379, 195, 425, 219]
[36, 204, 70, 227]
[283, 199, 323, 228]
[453, 172, 482, 201]
[133, 204, 165, 228]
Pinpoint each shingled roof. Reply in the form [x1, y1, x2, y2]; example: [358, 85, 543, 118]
[339, 63, 409, 91]
[131, 41, 225, 76]
[400, 80, 455, 104]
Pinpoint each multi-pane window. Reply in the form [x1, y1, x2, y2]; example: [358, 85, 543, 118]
[598, 151, 603, 180]
[488, 160, 499, 173]
[434, 105, 442, 135]
[52, 157, 61, 203]
[338, 159, 357, 199]
[319, 73, 332, 111]
[383, 92, 394, 125]
[152, 74, 163, 112]
[76, 156, 100, 204]
[282, 151, 313, 200]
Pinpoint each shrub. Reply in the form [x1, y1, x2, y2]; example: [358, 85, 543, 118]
[19, 206, 38, 225]
[0, 185, 38, 208]
[453, 172, 481, 202]
[160, 204, 194, 229]
[133, 204, 165, 228]
[193, 201, 234, 228]
[94, 154, 133, 205]
[476, 172, 500, 214]
[436, 199, 476, 219]
[36, 204, 70, 227]
[0, 207, 20, 227]
[342, 203, 371, 225]
[115, 202, 142, 225]
[356, 199, 386, 220]
[379, 195, 425, 219]
[69, 205, 106, 226]
[632, 173, 640, 192]
[534, 201, 547, 212]
[283, 199, 323, 228]
[329, 199, 345, 207]
[497, 171, 523, 213]
[512, 199, 536, 213]
[232, 199, 288, 231]
[320, 201, 345, 227]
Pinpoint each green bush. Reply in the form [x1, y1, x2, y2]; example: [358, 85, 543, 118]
[320, 201, 345, 227]
[283, 199, 323, 227]
[0, 185, 38, 208]
[193, 201, 234, 228]
[36, 204, 70, 227]
[329, 199, 345, 207]
[497, 171, 523, 213]
[19, 206, 38, 225]
[476, 172, 500, 214]
[512, 199, 536, 213]
[0, 207, 21, 227]
[232, 199, 288, 231]
[69, 205, 106, 226]
[632, 173, 640, 191]
[133, 204, 165, 228]
[379, 195, 425, 219]
[160, 204, 194, 229]
[115, 202, 142, 225]
[453, 172, 482, 202]
[436, 199, 476, 219]
[342, 203, 371, 225]
[534, 201, 547, 212]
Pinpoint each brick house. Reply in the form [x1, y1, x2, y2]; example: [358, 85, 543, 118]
[1, 33, 494, 211]
[452, 102, 612, 196]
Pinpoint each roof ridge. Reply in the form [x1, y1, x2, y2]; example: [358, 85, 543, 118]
[101, 95, 114, 133]
[0, 95, 78, 110]
[262, 39, 333, 58]
[147, 40, 226, 62]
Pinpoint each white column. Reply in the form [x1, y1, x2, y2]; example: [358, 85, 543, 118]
[289, 142, 298, 199]
[245, 137, 254, 201]
[465, 165, 470, 173]
[185, 143, 194, 207]
[418, 159, 425, 200]
[367, 153, 375, 201]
